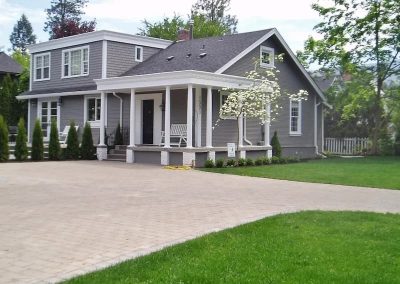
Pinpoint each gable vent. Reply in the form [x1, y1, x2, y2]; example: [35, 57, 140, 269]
[166, 56, 175, 61]
[199, 53, 207, 58]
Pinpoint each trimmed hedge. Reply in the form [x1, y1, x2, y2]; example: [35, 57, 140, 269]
[48, 119, 61, 160]
[64, 121, 80, 160]
[271, 131, 282, 158]
[81, 122, 96, 160]
[14, 118, 28, 161]
[31, 119, 44, 161]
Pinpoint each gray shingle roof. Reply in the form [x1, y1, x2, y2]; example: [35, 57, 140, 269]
[19, 84, 97, 97]
[0, 52, 23, 74]
[122, 29, 272, 76]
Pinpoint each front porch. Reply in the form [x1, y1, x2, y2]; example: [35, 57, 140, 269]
[95, 71, 273, 166]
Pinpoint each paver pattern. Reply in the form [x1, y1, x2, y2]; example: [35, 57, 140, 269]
[1, 161, 400, 283]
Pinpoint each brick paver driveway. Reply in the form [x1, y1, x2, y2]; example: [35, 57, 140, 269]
[1, 161, 400, 283]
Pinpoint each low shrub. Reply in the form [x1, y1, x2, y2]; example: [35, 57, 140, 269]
[237, 158, 246, 167]
[204, 159, 214, 168]
[280, 157, 289, 164]
[226, 159, 236, 167]
[255, 157, 263, 166]
[271, 131, 282, 158]
[288, 156, 301, 163]
[379, 132, 394, 156]
[245, 158, 254, 166]
[0, 115, 9, 162]
[31, 119, 44, 161]
[14, 118, 28, 161]
[262, 156, 271, 165]
[394, 133, 400, 156]
[215, 159, 225, 168]
[271, 156, 280, 164]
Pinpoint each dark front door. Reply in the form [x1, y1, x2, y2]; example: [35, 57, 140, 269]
[142, 100, 154, 144]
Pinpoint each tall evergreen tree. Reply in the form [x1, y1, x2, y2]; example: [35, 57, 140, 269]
[31, 119, 44, 161]
[9, 14, 36, 53]
[270, 131, 282, 158]
[64, 121, 80, 159]
[44, 0, 96, 39]
[0, 115, 9, 162]
[80, 122, 95, 160]
[14, 118, 28, 161]
[192, 0, 238, 34]
[48, 119, 61, 160]
[0, 74, 13, 123]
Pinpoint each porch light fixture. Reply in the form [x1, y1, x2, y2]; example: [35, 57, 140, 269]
[199, 52, 207, 58]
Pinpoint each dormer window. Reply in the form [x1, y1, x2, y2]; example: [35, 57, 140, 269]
[260, 46, 274, 68]
[34, 53, 50, 81]
[62, 46, 89, 78]
[135, 46, 143, 62]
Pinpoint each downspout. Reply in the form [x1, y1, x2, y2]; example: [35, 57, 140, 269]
[243, 117, 253, 145]
[314, 97, 322, 154]
[112, 92, 123, 127]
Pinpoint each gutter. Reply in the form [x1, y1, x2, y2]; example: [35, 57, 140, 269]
[243, 117, 253, 146]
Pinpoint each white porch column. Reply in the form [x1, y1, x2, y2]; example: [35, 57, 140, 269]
[264, 103, 271, 146]
[127, 89, 136, 163]
[186, 84, 193, 148]
[238, 114, 244, 147]
[321, 106, 325, 152]
[164, 86, 171, 148]
[195, 87, 202, 147]
[206, 86, 212, 147]
[97, 91, 107, 160]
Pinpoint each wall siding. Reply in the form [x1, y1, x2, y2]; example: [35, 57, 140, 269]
[223, 36, 318, 151]
[31, 41, 102, 91]
[107, 42, 160, 77]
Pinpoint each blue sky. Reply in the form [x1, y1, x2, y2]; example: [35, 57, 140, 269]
[0, 0, 322, 53]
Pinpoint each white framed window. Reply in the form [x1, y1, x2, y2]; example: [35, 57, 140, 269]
[135, 46, 143, 62]
[260, 46, 274, 68]
[62, 46, 89, 78]
[289, 99, 302, 135]
[34, 53, 50, 81]
[219, 92, 235, 120]
[84, 96, 102, 128]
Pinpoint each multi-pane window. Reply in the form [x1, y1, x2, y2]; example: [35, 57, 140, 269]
[219, 92, 235, 120]
[87, 98, 101, 122]
[260, 46, 274, 68]
[290, 100, 301, 135]
[34, 53, 50, 81]
[62, 46, 89, 77]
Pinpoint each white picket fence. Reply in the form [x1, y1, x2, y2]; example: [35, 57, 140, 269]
[324, 137, 369, 155]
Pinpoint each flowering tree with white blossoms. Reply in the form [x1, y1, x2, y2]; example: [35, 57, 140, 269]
[219, 57, 309, 148]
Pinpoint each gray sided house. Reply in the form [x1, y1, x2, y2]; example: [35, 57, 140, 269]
[18, 29, 328, 166]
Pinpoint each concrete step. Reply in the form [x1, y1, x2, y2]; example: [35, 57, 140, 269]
[107, 153, 126, 161]
[105, 158, 126, 162]
[109, 149, 126, 155]
[115, 145, 128, 151]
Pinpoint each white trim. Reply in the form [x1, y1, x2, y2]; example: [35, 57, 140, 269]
[33, 52, 51, 82]
[129, 89, 136, 147]
[135, 46, 143, 62]
[84, 95, 102, 128]
[289, 99, 302, 136]
[102, 40, 107, 79]
[164, 86, 171, 148]
[260, 46, 274, 68]
[17, 90, 100, 100]
[27, 99, 31, 143]
[206, 86, 213, 147]
[95, 70, 253, 91]
[186, 84, 193, 148]
[99, 92, 106, 146]
[61, 45, 90, 78]
[28, 30, 172, 53]
[264, 103, 271, 146]
[321, 105, 325, 152]
[29, 55, 32, 91]
[134, 93, 162, 145]
[195, 87, 202, 147]
[215, 29, 275, 74]
[37, 98, 60, 141]
[215, 29, 327, 103]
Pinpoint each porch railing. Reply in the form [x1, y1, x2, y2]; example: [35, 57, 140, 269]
[324, 137, 369, 155]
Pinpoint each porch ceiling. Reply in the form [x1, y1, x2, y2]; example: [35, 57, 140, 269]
[94, 70, 253, 92]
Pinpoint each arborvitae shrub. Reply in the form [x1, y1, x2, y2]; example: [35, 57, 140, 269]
[204, 159, 214, 168]
[48, 119, 61, 160]
[271, 156, 280, 164]
[64, 121, 80, 160]
[0, 115, 9, 162]
[226, 159, 236, 167]
[31, 119, 44, 161]
[14, 117, 28, 161]
[237, 158, 246, 167]
[255, 157, 263, 166]
[271, 131, 282, 158]
[215, 159, 224, 168]
[114, 123, 123, 145]
[80, 122, 96, 160]
[245, 158, 254, 166]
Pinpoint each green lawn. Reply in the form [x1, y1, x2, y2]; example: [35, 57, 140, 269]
[65, 211, 400, 284]
[202, 156, 400, 190]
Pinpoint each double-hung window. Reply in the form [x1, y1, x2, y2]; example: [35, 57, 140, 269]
[34, 53, 50, 81]
[87, 98, 101, 122]
[289, 99, 302, 135]
[260, 46, 274, 68]
[62, 46, 89, 77]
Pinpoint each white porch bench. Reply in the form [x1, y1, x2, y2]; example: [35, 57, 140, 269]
[59, 125, 79, 146]
[160, 124, 187, 147]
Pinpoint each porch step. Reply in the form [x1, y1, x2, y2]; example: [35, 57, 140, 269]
[115, 145, 127, 151]
[106, 153, 126, 162]
[110, 149, 126, 155]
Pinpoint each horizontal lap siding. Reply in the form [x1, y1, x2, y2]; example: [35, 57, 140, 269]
[107, 42, 160, 78]
[31, 41, 102, 92]
[60, 96, 85, 139]
[223, 36, 317, 150]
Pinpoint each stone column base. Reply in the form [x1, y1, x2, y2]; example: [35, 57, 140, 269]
[183, 152, 196, 167]
[161, 151, 170, 166]
[266, 149, 272, 158]
[208, 151, 216, 163]
[126, 147, 135, 163]
[96, 145, 107, 161]
[239, 150, 246, 159]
